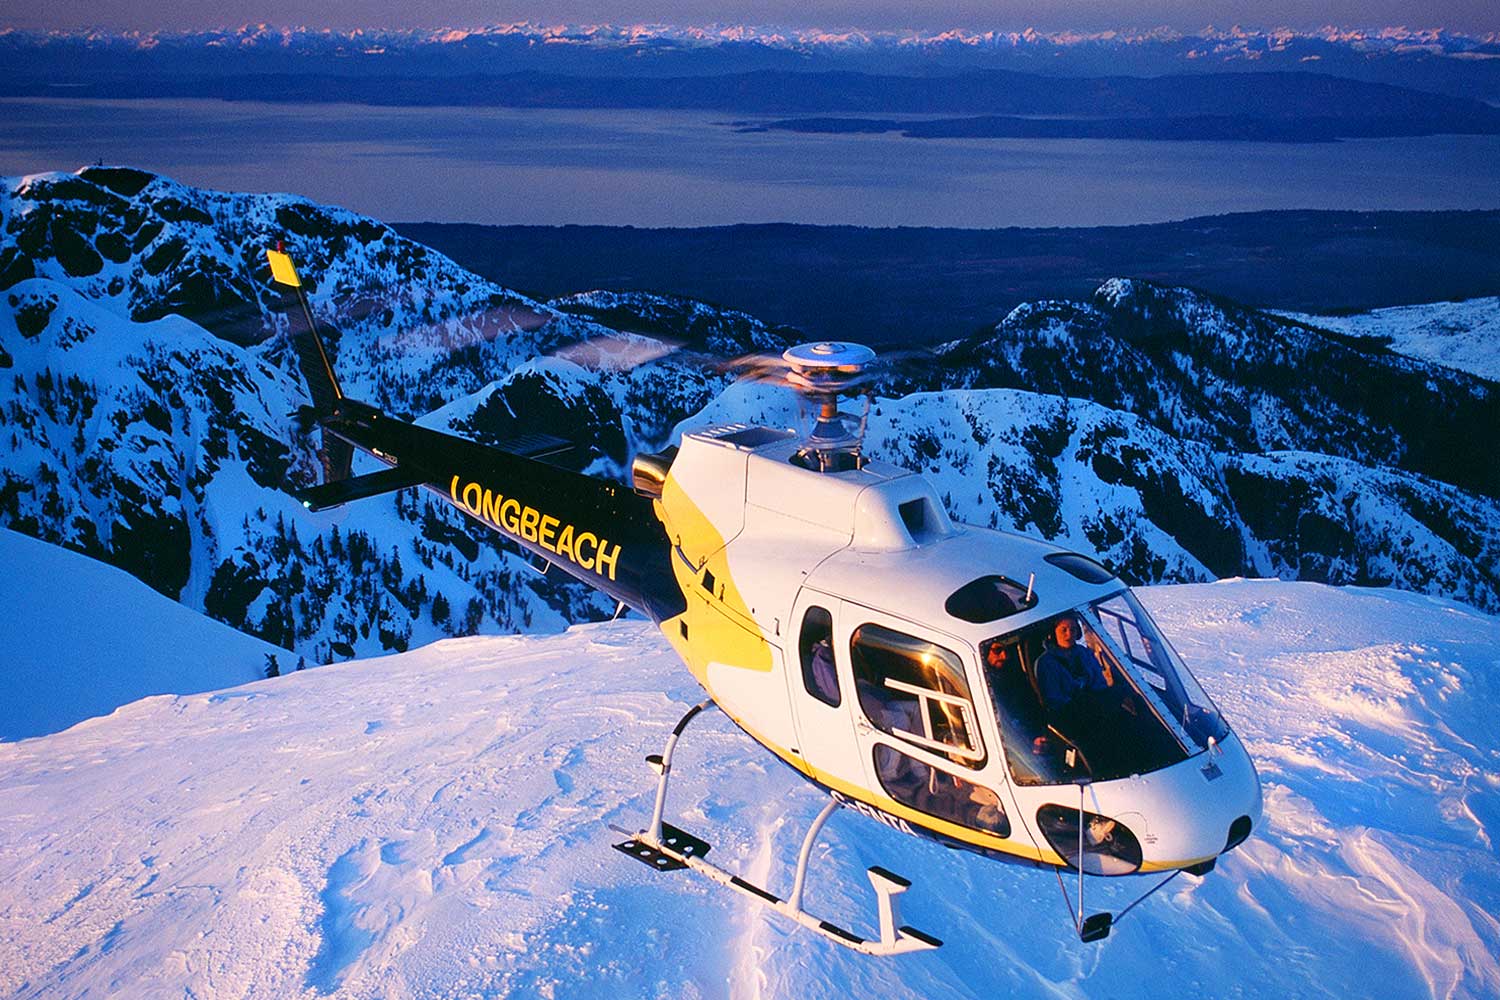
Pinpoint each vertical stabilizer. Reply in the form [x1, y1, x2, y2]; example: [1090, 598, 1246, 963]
[267, 245, 352, 481]
[267, 246, 344, 414]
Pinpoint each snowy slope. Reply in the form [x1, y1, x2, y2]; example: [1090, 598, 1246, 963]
[2, 564, 1497, 999]
[1280, 297, 1500, 383]
[0, 528, 281, 741]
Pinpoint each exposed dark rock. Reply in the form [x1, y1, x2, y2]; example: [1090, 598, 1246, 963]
[77, 165, 156, 197]
[204, 553, 268, 630]
[12, 290, 57, 339]
[109, 503, 191, 600]
[463, 366, 628, 470]
[0, 247, 34, 290]
[95, 230, 131, 263]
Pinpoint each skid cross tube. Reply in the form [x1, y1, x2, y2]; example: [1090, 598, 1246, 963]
[647, 699, 714, 842]
[614, 700, 941, 956]
[789, 796, 841, 913]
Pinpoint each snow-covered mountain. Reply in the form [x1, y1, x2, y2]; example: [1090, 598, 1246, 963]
[2, 534, 1497, 998]
[1280, 297, 1500, 384]
[3, 166, 1497, 692]
[0, 167, 778, 668]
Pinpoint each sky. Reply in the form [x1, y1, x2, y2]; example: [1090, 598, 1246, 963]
[11, 1, 1499, 35]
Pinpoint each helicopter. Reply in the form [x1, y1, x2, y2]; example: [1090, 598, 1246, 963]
[264, 247, 1262, 954]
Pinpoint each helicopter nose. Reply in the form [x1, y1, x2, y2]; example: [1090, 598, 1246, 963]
[1089, 732, 1262, 873]
[1168, 738, 1262, 869]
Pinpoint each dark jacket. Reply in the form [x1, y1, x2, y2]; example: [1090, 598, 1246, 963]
[1035, 644, 1110, 713]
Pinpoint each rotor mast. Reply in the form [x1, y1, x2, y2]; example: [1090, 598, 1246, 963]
[783, 341, 876, 473]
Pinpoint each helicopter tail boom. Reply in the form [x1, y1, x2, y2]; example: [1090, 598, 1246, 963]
[263, 246, 685, 622]
[309, 399, 683, 619]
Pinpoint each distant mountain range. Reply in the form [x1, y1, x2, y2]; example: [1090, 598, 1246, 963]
[3, 167, 1497, 672]
[3, 23, 1499, 107]
[7, 66, 1497, 144]
[2, 24, 1497, 96]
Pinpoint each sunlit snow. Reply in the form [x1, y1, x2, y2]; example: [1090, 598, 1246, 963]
[2, 540, 1498, 998]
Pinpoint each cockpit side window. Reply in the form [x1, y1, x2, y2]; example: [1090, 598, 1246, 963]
[983, 637, 1081, 786]
[1086, 591, 1228, 749]
[798, 606, 840, 708]
[850, 623, 984, 767]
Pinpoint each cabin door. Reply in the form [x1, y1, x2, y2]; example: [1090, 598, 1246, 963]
[838, 601, 1008, 838]
[783, 588, 865, 792]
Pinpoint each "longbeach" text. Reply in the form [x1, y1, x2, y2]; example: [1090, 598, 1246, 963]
[449, 476, 621, 581]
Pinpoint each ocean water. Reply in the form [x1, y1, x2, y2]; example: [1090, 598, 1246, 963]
[4, 97, 1499, 227]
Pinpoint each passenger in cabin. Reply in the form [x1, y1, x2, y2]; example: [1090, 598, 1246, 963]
[872, 739, 1007, 834]
[808, 637, 839, 705]
[1034, 616, 1113, 728]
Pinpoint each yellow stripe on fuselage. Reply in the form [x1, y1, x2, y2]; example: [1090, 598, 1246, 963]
[654, 471, 773, 682]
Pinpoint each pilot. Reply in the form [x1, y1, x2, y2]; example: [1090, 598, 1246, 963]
[1034, 616, 1113, 723]
[985, 639, 1058, 773]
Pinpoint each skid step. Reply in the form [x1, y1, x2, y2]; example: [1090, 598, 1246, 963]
[613, 822, 711, 872]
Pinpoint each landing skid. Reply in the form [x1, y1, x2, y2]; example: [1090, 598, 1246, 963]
[612, 700, 942, 956]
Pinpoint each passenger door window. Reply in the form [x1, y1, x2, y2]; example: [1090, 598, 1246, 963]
[798, 606, 840, 708]
[850, 623, 984, 766]
[872, 744, 1009, 836]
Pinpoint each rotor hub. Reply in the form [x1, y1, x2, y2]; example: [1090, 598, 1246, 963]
[782, 342, 877, 395]
[780, 342, 877, 473]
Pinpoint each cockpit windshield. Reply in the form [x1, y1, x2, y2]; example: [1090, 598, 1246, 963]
[981, 590, 1229, 786]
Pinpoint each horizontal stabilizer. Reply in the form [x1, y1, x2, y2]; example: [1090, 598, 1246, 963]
[493, 432, 575, 463]
[295, 466, 428, 512]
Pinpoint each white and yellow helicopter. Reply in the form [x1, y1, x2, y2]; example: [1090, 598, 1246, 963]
[267, 249, 1261, 954]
